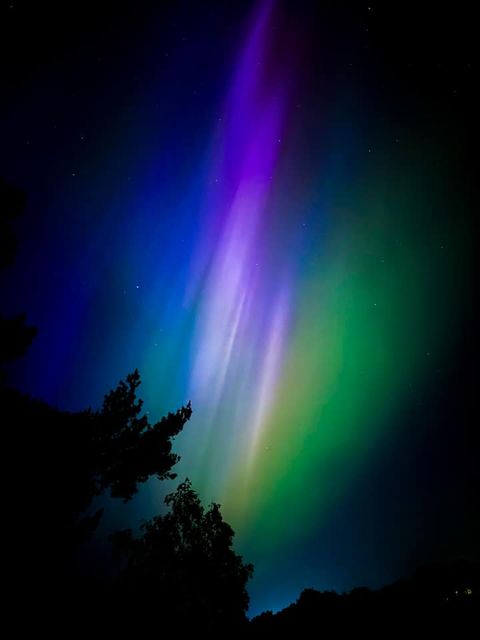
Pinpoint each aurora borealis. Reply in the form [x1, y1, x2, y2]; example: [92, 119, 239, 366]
[1, 0, 477, 615]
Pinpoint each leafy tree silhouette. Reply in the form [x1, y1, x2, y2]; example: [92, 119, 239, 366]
[110, 478, 253, 632]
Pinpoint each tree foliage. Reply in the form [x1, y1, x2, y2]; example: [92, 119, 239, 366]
[111, 478, 253, 631]
[5, 371, 192, 544]
[0, 179, 36, 371]
[91, 369, 192, 503]
[2, 179, 253, 630]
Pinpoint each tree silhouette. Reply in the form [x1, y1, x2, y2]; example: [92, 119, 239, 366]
[14, 371, 191, 541]
[98, 369, 190, 501]
[4, 368, 192, 604]
[0, 179, 36, 373]
[2, 179, 253, 630]
[0, 179, 192, 533]
[0, 179, 194, 588]
[250, 561, 480, 635]
[110, 478, 253, 632]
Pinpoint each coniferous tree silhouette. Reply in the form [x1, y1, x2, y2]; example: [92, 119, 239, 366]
[2, 180, 253, 632]
[0, 178, 192, 545]
[7, 371, 192, 572]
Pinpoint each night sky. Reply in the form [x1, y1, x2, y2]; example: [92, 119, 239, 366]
[1, 0, 478, 615]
